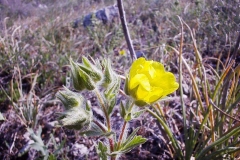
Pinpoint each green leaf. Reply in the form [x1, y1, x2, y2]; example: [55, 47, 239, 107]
[107, 98, 116, 115]
[119, 135, 147, 153]
[122, 127, 140, 147]
[111, 128, 147, 155]
[80, 122, 113, 137]
[96, 141, 108, 160]
[125, 112, 132, 122]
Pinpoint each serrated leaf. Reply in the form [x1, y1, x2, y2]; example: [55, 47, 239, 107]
[111, 128, 147, 155]
[97, 141, 108, 160]
[119, 136, 147, 153]
[122, 127, 140, 147]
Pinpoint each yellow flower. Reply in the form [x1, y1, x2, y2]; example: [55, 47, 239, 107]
[127, 57, 179, 106]
[119, 49, 126, 56]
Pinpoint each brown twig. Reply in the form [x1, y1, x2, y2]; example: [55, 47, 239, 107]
[117, 0, 136, 62]
[209, 99, 240, 122]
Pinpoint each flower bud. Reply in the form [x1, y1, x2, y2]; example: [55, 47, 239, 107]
[81, 56, 102, 82]
[102, 58, 118, 86]
[70, 58, 86, 91]
[70, 58, 97, 91]
[56, 88, 93, 130]
[58, 106, 92, 130]
[56, 86, 84, 110]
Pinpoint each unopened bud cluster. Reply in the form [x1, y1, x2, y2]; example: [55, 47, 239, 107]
[56, 56, 119, 131]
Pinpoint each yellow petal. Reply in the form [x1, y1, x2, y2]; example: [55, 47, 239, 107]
[129, 74, 150, 92]
[129, 57, 146, 78]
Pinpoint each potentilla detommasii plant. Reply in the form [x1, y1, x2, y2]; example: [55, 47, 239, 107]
[55, 56, 179, 159]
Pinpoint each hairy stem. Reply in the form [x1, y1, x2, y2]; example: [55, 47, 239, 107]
[117, 121, 127, 149]
[94, 89, 111, 131]
[93, 120, 107, 132]
[94, 89, 115, 157]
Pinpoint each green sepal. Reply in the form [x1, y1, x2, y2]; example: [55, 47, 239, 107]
[134, 100, 148, 107]
[102, 58, 118, 86]
[70, 58, 97, 91]
[78, 67, 96, 90]
[70, 58, 86, 91]
[124, 76, 129, 95]
[120, 101, 126, 119]
[80, 56, 102, 82]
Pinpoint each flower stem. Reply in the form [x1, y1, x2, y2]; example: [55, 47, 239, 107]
[117, 101, 134, 150]
[117, 121, 127, 150]
[93, 120, 107, 132]
[94, 89, 115, 158]
[94, 89, 111, 131]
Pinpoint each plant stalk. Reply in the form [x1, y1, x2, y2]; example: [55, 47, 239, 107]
[117, 0, 136, 61]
